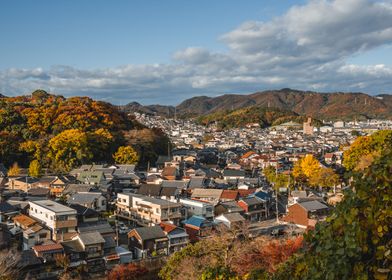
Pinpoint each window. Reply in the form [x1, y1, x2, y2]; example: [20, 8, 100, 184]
[45, 214, 48, 218]
[39, 233, 47, 239]
[102, 200, 105, 206]
[156, 208, 160, 214]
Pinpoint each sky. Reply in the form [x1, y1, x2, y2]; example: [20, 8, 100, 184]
[1, 0, 392, 105]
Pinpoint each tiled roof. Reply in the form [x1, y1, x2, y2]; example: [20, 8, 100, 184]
[220, 190, 239, 200]
[160, 222, 177, 233]
[13, 214, 37, 228]
[33, 243, 63, 252]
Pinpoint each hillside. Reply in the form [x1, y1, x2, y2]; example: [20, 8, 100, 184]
[123, 89, 392, 120]
[121, 102, 175, 117]
[0, 90, 169, 170]
[197, 106, 307, 129]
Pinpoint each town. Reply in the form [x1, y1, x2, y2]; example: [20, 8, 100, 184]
[0, 113, 391, 279]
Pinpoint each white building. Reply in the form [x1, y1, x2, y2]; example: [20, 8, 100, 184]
[29, 200, 77, 241]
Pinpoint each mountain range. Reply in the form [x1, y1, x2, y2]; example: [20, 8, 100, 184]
[121, 88, 392, 121]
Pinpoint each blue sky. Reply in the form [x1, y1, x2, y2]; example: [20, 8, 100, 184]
[1, 0, 392, 104]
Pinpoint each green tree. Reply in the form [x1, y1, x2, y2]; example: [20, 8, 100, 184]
[28, 159, 42, 177]
[113, 146, 139, 164]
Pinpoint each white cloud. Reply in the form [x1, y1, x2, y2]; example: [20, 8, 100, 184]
[1, 0, 392, 104]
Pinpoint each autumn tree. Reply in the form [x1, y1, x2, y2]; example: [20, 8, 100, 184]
[108, 263, 148, 280]
[309, 167, 339, 189]
[273, 144, 392, 280]
[343, 130, 392, 171]
[7, 162, 20, 176]
[28, 159, 42, 177]
[48, 129, 93, 172]
[113, 146, 139, 164]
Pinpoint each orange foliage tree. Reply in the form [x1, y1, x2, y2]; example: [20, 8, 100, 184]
[108, 263, 148, 280]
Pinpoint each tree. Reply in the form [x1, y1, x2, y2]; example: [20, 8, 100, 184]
[300, 154, 321, 179]
[28, 159, 42, 177]
[108, 263, 148, 280]
[48, 129, 93, 172]
[273, 145, 392, 280]
[113, 146, 139, 164]
[343, 130, 392, 171]
[7, 162, 20, 176]
[309, 167, 339, 189]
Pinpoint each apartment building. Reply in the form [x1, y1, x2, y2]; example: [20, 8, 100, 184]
[29, 200, 77, 241]
[116, 193, 182, 226]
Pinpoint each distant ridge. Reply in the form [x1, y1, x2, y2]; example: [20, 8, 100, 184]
[0, 93, 7, 98]
[121, 88, 392, 120]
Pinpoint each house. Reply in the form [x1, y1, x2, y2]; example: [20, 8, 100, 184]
[8, 177, 39, 192]
[29, 200, 78, 241]
[282, 201, 329, 228]
[220, 190, 239, 202]
[191, 188, 223, 204]
[160, 222, 190, 253]
[73, 232, 105, 260]
[214, 213, 246, 230]
[182, 215, 215, 242]
[156, 155, 172, 169]
[67, 192, 107, 212]
[32, 243, 64, 262]
[138, 184, 162, 197]
[161, 166, 179, 180]
[237, 197, 268, 222]
[179, 198, 214, 219]
[128, 226, 168, 259]
[0, 201, 19, 222]
[68, 204, 100, 223]
[78, 221, 115, 238]
[214, 201, 244, 216]
[78, 171, 107, 186]
[223, 169, 246, 181]
[49, 175, 76, 197]
[23, 224, 51, 250]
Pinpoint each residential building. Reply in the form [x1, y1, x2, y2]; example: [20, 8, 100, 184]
[29, 200, 77, 241]
[128, 226, 168, 259]
[179, 198, 214, 219]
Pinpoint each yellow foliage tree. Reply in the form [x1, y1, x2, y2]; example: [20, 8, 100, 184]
[8, 162, 20, 176]
[309, 167, 339, 188]
[300, 154, 321, 178]
[113, 146, 139, 164]
[48, 129, 93, 172]
[28, 160, 42, 177]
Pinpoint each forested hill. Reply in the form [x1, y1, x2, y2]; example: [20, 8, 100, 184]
[121, 88, 392, 120]
[196, 106, 312, 129]
[0, 90, 169, 170]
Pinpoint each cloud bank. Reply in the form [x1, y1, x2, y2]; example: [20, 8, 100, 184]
[1, 0, 392, 104]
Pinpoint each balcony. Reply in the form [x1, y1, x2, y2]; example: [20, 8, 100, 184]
[55, 219, 77, 228]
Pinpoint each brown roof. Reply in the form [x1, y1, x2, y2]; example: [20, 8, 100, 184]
[237, 189, 257, 197]
[160, 222, 177, 233]
[33, 243, 63, 252]
[161, 167, 177, 177]
[220, 190, 239, 200]
[13, 214, 37, 228]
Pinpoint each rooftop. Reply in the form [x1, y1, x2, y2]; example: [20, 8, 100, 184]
[30, 200, 76, 214]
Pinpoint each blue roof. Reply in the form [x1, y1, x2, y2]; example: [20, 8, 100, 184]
[183, 215, 206, 228]
[254, 191, 272, 201]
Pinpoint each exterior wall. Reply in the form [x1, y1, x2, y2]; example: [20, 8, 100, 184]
[29, 202, 77, 241]
[180, 199, 214, 219]
[282, 204, 308, 227]
[23, 228, 51, 250]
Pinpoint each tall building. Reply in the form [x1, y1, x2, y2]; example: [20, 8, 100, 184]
[303, 117, 314, 135]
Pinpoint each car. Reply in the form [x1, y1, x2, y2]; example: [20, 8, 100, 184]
[270, 228, 285, 237]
